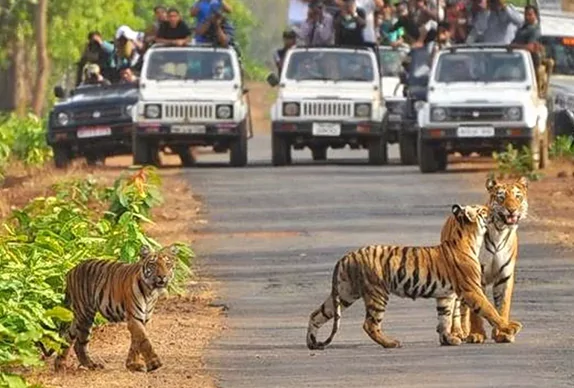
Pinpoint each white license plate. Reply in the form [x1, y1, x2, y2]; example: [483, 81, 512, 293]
[171, 125, 206, 134]
[312, 123, 341, 136]
[456, 126, 495, 137]
[77, 127, 112, 138]
[388, 114, 402, 122]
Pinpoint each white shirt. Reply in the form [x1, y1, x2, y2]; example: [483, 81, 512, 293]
[356, 0, 377, 43]
[288, 0, 308, 25]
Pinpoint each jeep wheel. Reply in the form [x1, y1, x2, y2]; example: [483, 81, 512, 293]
[399, 132, 417, 165]
[85, 153, 105, 166]
[230, 122, 248, 167]
[175, 146, 195, 167]
[53, 145, 71, 169]
[272, 133, 291, 166]
[311, 146, 327, 161]
[368, 135, 388, 165]
[418, 136, 447, 173]
[133, 135, 159, 166]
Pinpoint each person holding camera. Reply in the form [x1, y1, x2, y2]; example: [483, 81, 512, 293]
[155, 7, 193, 46]
[299, 1, 335, 45]
[194, 4, 237, 50]
[191, 0, 232, 43]
[273, 29, 298, 75]
[81, 64, 111, 86]
[466, 0, 523, 44]
[333, 0, 367, 46]
[76, 31, 115, 86]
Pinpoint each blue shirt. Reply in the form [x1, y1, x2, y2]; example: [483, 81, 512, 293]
[193, 0, 223, 42]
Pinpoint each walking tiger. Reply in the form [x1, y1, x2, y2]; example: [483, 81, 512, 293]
[306, 204, 522, 350]
[54, 244, 178, 372]
[443, 177, 528, 344]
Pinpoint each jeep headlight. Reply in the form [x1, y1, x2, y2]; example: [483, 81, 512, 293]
[431, 107, 447, 122]
[125, 104, 133, 116]
[282, 102, 300, 117]
[57, 112, 70, 126]
[216, 105, 233, 119]
[354, 103, 371, 118]
[504, 107, 522, 121]
[144, 104, 161, 119]
[414, 101, 425, 111]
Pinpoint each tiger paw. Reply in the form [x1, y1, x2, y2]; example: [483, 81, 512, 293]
[466, 332, 486, 344]
[146, 357, 163, 372]
[440, 333, 462, 346]
[79, 360, 105, 370]
[451, 327, 467, 341]
[126, 360, 147, 372]
[493, 321, 522, 343]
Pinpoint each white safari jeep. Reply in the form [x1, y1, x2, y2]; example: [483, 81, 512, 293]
[417, 44, 549, 173]
[266, 45, 386, 165]
[133, 43, 251, 167]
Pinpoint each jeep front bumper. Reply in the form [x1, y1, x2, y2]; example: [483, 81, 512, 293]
[272, 121, 382, 136]
[135, 122, 244, 142]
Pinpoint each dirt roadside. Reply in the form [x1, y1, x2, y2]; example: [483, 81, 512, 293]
[0, 159, 223, 388]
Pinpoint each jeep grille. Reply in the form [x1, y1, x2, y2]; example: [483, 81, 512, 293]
[301, 101, 353, 118]
[446, 107, 506, 122]
[164, 103, 214, 120]
[73, 106, 122, 124]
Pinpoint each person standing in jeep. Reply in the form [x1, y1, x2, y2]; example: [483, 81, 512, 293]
[155, 7, 193, 46]
[333, 0, 367, 46]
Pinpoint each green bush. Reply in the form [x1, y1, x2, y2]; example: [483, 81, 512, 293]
[549, 135, 574, 160]
[492, 144, 542, 181]
[0, 167, 193, 388]
[0, 114, 53, 182]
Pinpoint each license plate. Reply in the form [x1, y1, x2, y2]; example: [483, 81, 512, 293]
[456, 126, 495, 137]
[312, 123, 341, 136]
[77, 127, 111, 138]
[388, 114, 402, 122]
[171, 125, 206, 134]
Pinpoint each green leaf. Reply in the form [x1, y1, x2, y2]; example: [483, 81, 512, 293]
[44, 306, 74, 322]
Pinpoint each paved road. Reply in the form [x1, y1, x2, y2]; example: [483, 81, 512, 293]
[186, 135, 574, 388]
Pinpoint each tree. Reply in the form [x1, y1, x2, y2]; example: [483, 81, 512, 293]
[32, 0, 49, 115]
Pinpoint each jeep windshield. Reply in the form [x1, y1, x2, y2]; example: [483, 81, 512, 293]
[285, 50, 375, 82]
[540, 36, 574, 76]
[434, 51, 527, 83]
[145, 49, 235, 81]
[379, 48, 408, 77]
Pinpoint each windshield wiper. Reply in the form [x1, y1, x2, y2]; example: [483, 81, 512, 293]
[296, 77, 338, 82]
[337, 76, 369, 81]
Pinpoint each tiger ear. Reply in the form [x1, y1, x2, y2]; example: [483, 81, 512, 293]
[451, 204, 463, 217]
[517, 176, 529, 189]
[485, 177, 497, 192]
[139, 245, 151, 259]
[168, 244, 179, 256]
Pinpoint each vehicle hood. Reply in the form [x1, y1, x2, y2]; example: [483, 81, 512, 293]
[381, 76, 403, 97]
[549, 75, 574, 95]
[54, 87, 138, 110]
[140, 81, 240, 102]
[280, 82, 378, 100]
[428, 84, 532, 105]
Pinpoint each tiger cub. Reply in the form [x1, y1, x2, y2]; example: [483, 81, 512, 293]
[306, 204, 522, 350]
[445, 177, 528, 344]
[55, 244, 178, 372]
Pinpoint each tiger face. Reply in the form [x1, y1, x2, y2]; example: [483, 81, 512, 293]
[485, 177, 528, 226]
[452, 204, 490, 234]
[139, 245, 178, 289]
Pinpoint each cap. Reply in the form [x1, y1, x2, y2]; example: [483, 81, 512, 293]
[85, 64, 100, 75]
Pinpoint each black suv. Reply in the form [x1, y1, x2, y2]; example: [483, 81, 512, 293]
[47, 83, 138, 168]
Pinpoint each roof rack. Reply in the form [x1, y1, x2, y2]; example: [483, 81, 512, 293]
[446, 44, 515, 53]
[148, 42, 233, 51]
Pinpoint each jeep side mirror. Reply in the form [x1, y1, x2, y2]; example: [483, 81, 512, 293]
[54, 86, 66, 99]
[266, 73, 280, 87]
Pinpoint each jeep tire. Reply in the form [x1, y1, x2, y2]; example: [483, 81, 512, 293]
[399, 132, 417, 165]
[539, 129, 549, 169]
[133, 135, 159, 166]
[53, 145, 71, 169]
[311, 146, 327, 161]
[529, 129, 549, 170]
[418, 136, 447, 173]
[230, 121, 248, 167]
[368, 135, 388, 165]
[272, 133, 291, 166]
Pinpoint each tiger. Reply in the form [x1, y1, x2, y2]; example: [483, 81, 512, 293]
[54, 244, 178, 372]
[443, 177, 528, 344]
[306, 204, 522, 350]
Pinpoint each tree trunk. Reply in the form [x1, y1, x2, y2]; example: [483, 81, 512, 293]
[12, 33, 27, 116]
[31, 0, 49, 116]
